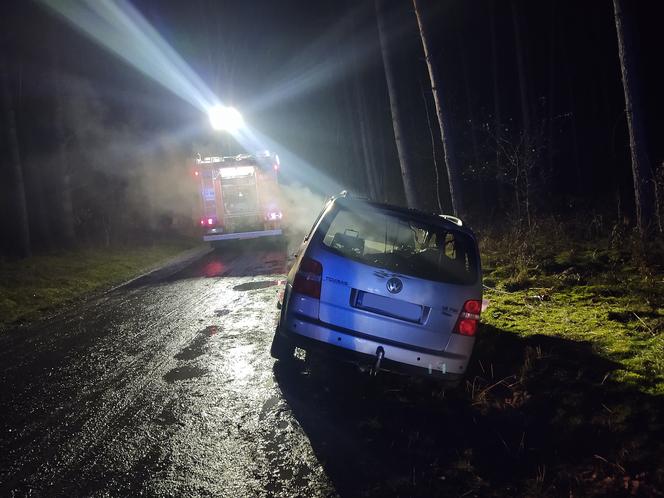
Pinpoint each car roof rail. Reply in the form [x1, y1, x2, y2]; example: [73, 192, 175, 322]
[440, 214, 463, 226]
[335, 190, 372, 201]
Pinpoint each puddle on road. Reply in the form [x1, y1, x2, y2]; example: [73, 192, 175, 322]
[202, 325, 219, 336]
[277, 419, 289, 430]
[174, 336, 207, 361]
[174, 326, 218, 361]
[259, 396, 280, 421]
[233, 280, 283, 291]
[163, 365, 207, 383]
[155, 408, 182, 426]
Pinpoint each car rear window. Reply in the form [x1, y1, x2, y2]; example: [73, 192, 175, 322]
[320, 205, 478, 285]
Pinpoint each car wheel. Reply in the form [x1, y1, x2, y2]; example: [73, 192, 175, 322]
[270, 327, 295, 361]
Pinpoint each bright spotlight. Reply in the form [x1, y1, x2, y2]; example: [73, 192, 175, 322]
[208, 105, 244, 132]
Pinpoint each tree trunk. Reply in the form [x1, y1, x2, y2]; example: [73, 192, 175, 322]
[339, 76, 363, 191]
[489, 0, 505, 212]
[420, 80, 444, 213]
[51, 49, 76, 246]
[347, 5, 379, 201]
[336, 16, 366, 194]
[375, 106, 389, 203]
[462, 88, 481, 181]
[411, 0, 463, 216]
[511, 0, 541, 220]
[455, 7, 482, 213]
[375, 0, 419, 210]
[1, 55, 31, 258]
[546, 1, 556, 181]
[355, 81, 380, 200]
[567, 70, 581, 187]
[612, 0, 656, 239]
[510, 0, 530, 134]
[560, 25, 582, 187]
[456, 20, 480, 176]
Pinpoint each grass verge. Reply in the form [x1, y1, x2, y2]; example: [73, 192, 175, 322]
[463, 222, 664, 495]
[479, 222, 664, 396]
[0, 238, 200, 330]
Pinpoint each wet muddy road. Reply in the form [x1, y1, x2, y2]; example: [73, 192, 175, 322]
[3, 244, 470, 498]
[0, 245, 338, 496]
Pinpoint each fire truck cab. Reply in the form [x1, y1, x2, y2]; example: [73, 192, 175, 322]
[193, 151, 284, 243]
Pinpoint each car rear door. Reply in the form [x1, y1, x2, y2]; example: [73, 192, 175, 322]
[308, 246, 476, 352]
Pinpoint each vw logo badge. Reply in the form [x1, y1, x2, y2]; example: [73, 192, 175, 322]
[386, 277, 403, 294]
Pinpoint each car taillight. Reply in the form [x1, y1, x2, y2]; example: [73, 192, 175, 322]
[453, 299, 482, 337]
[292, 257, 322, 299]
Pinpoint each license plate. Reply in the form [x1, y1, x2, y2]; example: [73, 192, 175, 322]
[355, 291, 423, 323]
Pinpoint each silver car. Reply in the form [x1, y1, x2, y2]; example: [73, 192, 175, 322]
[271, 192, 482, 386]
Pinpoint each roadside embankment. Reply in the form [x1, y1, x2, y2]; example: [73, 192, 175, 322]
[0, 238, 207, 330]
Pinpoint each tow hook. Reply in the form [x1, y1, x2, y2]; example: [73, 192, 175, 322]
[372, 347, 385, 376]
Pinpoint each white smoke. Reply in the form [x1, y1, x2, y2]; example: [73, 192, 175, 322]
[279, 183, 328, 253]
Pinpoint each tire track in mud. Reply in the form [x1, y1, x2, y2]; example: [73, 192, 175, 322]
[132, 262, 296, 496]
[253, 391, 336, 498]
[221, 263, 335, 497]
[0, 247, 329, 496]
[133, 254, 330, 497]
[47, 282, 258, 489]
[3, 283, 221, 493]
[1, 251, 248, 493]
[51, 292, 222, 475]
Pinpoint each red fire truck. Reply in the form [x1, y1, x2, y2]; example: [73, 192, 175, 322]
[192, 151, 284, 243]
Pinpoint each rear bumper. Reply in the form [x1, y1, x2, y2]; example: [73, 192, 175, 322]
[280, 314, 468, 385]
[203, 229, 282, 241]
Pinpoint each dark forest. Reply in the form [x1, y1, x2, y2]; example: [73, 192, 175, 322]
[2, 0, 664, 255]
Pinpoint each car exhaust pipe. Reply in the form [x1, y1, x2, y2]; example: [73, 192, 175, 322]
[372, 347, 385, 376]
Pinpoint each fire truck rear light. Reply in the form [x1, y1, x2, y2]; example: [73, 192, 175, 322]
[207, 218, 214, 225]
[293, 257, 322, 299]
